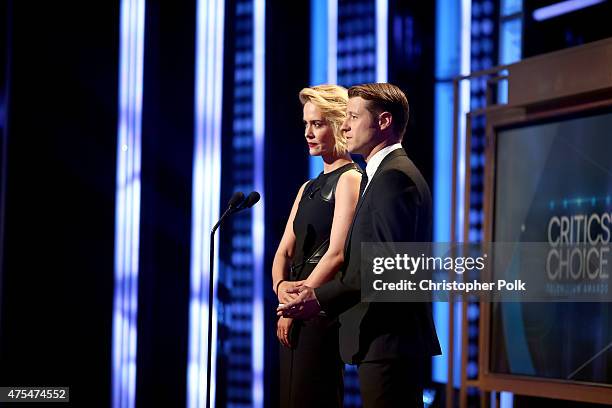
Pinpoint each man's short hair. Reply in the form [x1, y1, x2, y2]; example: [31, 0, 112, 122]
[348, 83, 409, 140]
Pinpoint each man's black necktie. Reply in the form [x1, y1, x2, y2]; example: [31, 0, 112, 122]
[359, 173, 369, 197]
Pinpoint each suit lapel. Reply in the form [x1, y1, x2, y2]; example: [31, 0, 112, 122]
[343, 148, 407, 255]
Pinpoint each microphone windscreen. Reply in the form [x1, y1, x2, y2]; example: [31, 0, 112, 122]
[244, 191, 261, 208]
[228, 191, 245, 208]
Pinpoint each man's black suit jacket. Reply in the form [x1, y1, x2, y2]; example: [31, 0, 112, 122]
[315, 148, 441, 366]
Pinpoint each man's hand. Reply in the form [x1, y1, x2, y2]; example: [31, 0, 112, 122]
[276, 316, 293, 348]
[277, 280, 304, 305]
[277, 285, 321, 319]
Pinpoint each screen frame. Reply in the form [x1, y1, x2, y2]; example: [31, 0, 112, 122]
[477, 98, 612, 404]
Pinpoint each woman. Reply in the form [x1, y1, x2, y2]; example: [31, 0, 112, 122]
[271, 84, 362, 408]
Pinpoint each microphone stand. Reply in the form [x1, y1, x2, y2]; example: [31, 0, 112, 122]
[205, 192, 259, 408]
[206, 204, 237, 408]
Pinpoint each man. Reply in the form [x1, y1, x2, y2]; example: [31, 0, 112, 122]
[279, 83, 441, 408]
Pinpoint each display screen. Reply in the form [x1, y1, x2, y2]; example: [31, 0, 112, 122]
[491, 109, 612, 384]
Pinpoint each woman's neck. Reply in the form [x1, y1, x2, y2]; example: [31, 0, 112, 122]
[321, 154, 352, 174]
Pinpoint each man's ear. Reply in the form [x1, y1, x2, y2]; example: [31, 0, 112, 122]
[378, 111, 393, 131]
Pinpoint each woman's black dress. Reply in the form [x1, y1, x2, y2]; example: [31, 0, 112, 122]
[279, 163, 360, 408]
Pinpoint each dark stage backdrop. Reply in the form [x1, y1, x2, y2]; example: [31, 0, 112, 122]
[263, 1, 310, 407]
[523, 0, 612, 58]
[0, 2, 438, 407]
[0, 1, 119, 406]
[388, 0, 435, 190]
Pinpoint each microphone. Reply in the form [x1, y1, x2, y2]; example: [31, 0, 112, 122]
[212, 191, 246, 234]
[233, 191, 260, 213]
[228, 191, 246, 210]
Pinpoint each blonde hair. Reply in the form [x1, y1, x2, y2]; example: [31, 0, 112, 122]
[299, 84, 349, 156]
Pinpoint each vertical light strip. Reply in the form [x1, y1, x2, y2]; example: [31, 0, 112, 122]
[498, 0, 520, 404]
[499, 2, 522, 103]
[501, 391, 514, 408]
[112, 0, 145, 407]
[432, 0, 470, 387]
[449, 0, 471, 390]
[252, 1, 265, 406]
[310, 0, 330, 179]
[375, 0, 388, 82]
[327, 0, 338, 85]
[433, 0, 461, 384]
[187, 0, 225, 407]
[310, 0, 328, 87]
[457, 0, 471, 243]
[309, 2, 345, 193]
